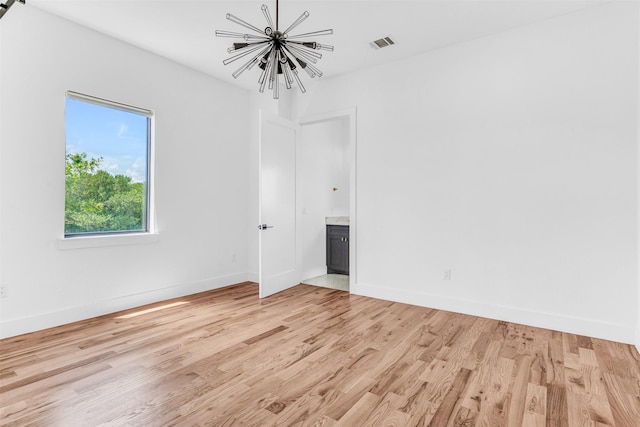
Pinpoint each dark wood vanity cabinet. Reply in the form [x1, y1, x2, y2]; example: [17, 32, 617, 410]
[326, 225, 349, 275]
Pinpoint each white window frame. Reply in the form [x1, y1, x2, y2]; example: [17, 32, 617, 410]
[59, 91, 157, 250]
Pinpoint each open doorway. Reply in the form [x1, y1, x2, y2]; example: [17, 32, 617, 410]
[298, 109, 356, 292]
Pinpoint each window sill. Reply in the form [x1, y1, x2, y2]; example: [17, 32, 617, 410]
[58, 232, 159, 250]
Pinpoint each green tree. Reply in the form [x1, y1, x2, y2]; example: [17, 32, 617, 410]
[65, 152, 146, 234]
[65, 152, 101, 177]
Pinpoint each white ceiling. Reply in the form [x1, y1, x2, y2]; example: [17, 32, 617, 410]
[28, 0, 606, 90]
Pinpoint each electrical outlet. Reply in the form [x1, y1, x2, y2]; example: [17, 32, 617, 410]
[443, 270, 452, 281]
[231, 253, 237, 263]
[0, 284, 7, 298]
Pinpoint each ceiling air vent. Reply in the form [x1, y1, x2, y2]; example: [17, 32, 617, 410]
[370, 36, 396, 50]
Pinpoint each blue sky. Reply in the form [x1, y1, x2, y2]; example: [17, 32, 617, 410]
[65, 98, 148, 183]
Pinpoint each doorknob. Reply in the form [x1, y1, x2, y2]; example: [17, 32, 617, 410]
[258, 224, 274, 230]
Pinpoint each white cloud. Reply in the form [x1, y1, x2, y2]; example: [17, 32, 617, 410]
[100, 157, 121, 174]
[117, 123, 129, 138]
[126, 157, 147, 183]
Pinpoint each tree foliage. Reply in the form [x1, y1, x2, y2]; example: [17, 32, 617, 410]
[65, 153, 146, 234]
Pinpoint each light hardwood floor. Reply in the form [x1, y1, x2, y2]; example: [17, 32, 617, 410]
[1, 282, 639, 426]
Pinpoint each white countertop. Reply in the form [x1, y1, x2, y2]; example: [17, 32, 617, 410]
[326, 216, 349, 226]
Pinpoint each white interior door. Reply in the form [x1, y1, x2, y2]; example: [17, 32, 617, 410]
[259, 110, 301, 298]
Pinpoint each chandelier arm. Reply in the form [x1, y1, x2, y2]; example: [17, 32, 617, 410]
[215, 30, 248, 38]
[279, 49, 297, 88]
[275, 47, 289, 94]
[261, 4, 274, 28]
[258, 51, 270, 85]
[228, 40, 270, 53]
[278, 46, 301, 73]
[287, 45, 321, 77]
[282, 11, 310, 36]
[281, 61, 293, 89]
[269, 50, 276, 90]
[291, 69, 307, 93]
[215, 30, 270, 41]
[314, 43, 334, 52]
[281, 45, 307, 67]
[0, 0, 24, 21]
[245, 34, 271, 41]
[287, 29, 333, 40]
[258, 61, 268, 86]
[302, 61, 323, 78]
[273, 64, 280, 99]
[287, 42, 324, 58]
[226, 13, 265, 35]
[285, 45, 320, 63]
[259, 49, 276, 88]
[232, 46, 271, 79]
[223, 43, 271, 66]
[282, 45, 314, 70]
[259, 60, 270, 92]
[271, 48, 280, 96]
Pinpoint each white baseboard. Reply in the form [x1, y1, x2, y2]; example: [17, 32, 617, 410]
[350, 282, 635, 345]
[0, 273, 251, 339]
[3, 277, 634, 347]
[636, 326, 640, 354]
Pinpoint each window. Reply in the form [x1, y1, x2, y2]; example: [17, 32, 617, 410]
[64, 91, 152, 237]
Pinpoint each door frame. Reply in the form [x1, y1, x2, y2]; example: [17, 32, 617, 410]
[299, 107, 357, 291]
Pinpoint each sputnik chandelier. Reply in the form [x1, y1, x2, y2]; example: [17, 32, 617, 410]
[215, 0, 333, 99]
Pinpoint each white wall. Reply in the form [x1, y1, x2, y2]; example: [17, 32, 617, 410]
[296, 2, 639, 343]
[0, 6, 251, 338]
[637, 0, 640, 354]
[300, 119, 350, 279]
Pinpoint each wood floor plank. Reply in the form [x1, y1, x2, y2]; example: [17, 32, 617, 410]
[1, 281, 639, 426]
[334, 391, 379, 426]
[474, 356, 514, 427]
[547, 384, 569, 427]
[427, 367, 473, 426]
[522, 383, 546, 427]
[360, 391, 404, 426]
[602, 372, 640, 427]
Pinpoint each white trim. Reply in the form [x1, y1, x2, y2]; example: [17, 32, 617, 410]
[298, 108, 357, 126]
[636, 0, 640, 359]
[0, 274, 251, 339]
[299, 107, 358, 290]
[58, 232, 159, 249]
[351, 282, 636, 345]
[66, 90, 153, 117]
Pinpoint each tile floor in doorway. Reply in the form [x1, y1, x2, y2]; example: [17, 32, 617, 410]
[301, 274, 349, 291]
